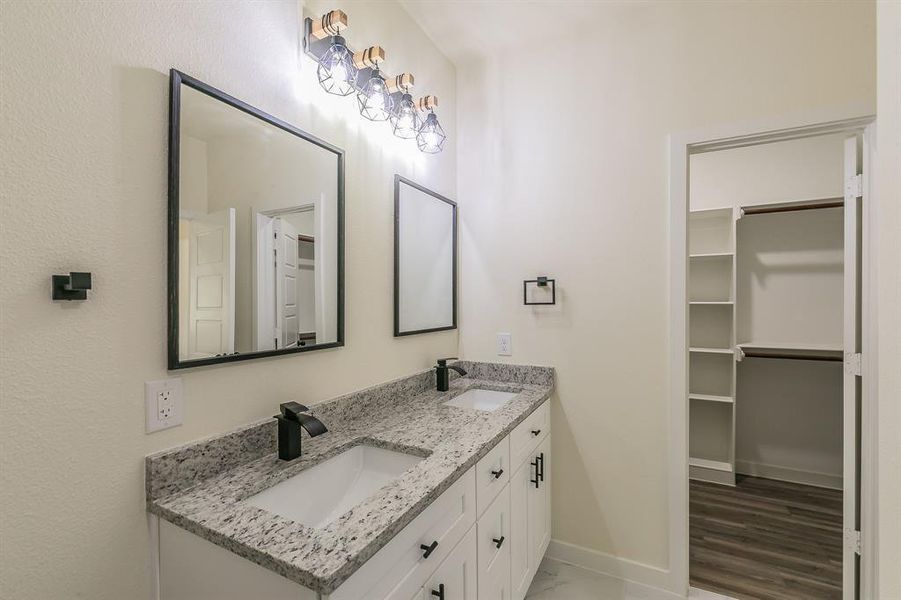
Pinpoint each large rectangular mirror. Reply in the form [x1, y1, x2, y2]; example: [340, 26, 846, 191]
[394, 175, 457, 336]
[168, 70, 344, 369]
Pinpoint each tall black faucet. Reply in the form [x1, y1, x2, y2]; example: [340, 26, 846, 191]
[273, 402, 327, 461]
[435, 358, 467, 392]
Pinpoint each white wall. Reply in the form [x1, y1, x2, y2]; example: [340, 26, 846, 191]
[875, 2, 901, 596]
[0, 2, 456, 599]
[451, 0, 875, 575]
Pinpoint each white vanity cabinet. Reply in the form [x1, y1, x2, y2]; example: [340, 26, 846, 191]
[509, 405, 551, 600]
[157, 400, 551, 600]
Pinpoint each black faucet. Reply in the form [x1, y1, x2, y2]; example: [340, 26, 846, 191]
[273, 402, 327, 461]
[435, 358, 467, 392]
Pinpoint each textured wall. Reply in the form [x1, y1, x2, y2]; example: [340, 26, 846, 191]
[0, 2, 456, 598]
[876, 3, 901, 597]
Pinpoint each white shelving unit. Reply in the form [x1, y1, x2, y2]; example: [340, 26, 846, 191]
[688, 208, 737, 485]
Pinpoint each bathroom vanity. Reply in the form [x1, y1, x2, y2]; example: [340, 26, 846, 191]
[146, 361, 554, 600]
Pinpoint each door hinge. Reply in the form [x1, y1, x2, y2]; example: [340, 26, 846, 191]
[845, 528, 862, 555]
[844, 352, 862, 376]
[845, 174, 863, 198]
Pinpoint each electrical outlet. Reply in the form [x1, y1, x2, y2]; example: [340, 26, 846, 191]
[497, 332, 512, 356]
[146, 378, 183, 433]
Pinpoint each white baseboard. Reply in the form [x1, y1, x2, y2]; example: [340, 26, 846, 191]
[545, 539, 682, 598]
[734, 460, 842, 490]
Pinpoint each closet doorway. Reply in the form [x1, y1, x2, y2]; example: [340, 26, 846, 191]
[668, 114, 876, 600]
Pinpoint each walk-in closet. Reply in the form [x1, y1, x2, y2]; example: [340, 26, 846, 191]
[685, 132, 865, 600]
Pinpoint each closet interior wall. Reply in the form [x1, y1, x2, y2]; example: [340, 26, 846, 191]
[688, 133, 846, 489]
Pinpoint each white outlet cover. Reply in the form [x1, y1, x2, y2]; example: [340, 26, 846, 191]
[497, 332, 512, 356]
[145, 378, 183, 433]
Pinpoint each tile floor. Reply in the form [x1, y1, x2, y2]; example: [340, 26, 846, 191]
[526, 558, 736, 600]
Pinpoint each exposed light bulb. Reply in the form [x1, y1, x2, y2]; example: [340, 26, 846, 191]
[357, 67, 393, 121]
[317, 36, 357, 96]
[416, 111, 446, 153]
[389, 93, 421, 139]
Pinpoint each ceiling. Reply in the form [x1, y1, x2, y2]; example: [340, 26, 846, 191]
[398, 1, 626, 64]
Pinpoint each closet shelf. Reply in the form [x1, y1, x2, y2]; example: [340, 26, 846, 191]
[689, 347, 733, 355]
[689, 393, 734, 404]
[737, 342, 843, 361]
[689, 457, 733, 473]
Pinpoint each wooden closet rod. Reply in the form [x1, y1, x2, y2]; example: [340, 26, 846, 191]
[741, 350, 843, 362]
[742, 199, 843, 216]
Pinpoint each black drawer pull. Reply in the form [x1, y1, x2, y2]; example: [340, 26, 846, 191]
[420, 540, 439, 559]
[531, 429, 541, 436]
[431, 583, 445, 599]
[530, 457, 540, 488]
[491, 468, 504, 479]
[538, 452, 545, 482]
[492, 536, 505, 549]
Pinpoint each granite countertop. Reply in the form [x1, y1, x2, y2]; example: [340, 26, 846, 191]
[146, 361, 554, 594]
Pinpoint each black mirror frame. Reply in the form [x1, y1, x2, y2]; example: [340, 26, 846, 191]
[393, 175, 458, 337]
[167, 69, 345, 370]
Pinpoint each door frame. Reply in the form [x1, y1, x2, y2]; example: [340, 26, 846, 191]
[666, 107, 877, 597]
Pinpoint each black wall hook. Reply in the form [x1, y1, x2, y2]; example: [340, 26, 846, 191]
[52, 272, 92, 301]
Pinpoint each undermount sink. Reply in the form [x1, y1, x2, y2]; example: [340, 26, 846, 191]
[246, 445, 423, 528]
[443, 388, 518, 413]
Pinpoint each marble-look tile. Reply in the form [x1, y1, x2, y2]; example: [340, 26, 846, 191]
[145, 361, 554, 594]
[526, 559, 737, 600]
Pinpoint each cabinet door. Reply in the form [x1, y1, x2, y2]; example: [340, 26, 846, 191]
[527, 436, 551, 567]
[420, 527, 477, 600]
[478, 485, 511, 600]
[509, 462, 532, 600]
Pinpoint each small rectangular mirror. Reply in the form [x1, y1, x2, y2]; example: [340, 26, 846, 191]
[168, 70, 344, 369]
[394, 175, 457, 336]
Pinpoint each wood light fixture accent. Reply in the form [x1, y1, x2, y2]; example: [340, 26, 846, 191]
[386, 73, 415, 94]
[352, 45, 386, 69]
[417, 95, 438, 111]
[310, 9, 347, 39]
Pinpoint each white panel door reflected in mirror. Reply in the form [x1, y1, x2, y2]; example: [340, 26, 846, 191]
[170, 71, 343, 368]
[394, 176, 457, 336]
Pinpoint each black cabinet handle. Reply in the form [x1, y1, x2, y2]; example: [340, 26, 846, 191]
[431, 583, 445, 599]
[492, 536, 505, 549]
[531, 429, 541, 436]
[490, 468, 504, 479]
[530, 457, 540, 488]
[538, 452, 545, 482]
[420, 540, 439, 559]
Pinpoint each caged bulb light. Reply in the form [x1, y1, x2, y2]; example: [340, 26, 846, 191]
[317, 36, 358, 96]
[417, 110, 446, 154]
[357, 67, 393, 121]
[389, 92, 421, 139]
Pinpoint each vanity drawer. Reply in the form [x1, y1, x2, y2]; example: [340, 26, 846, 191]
[328, 468, 476, 600]
[475, 436, 510, 516]
[510, 400, 549, 468]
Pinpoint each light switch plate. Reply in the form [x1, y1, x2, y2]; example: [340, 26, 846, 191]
[145, 378, 183, 433]
[497, 332, 512, 356]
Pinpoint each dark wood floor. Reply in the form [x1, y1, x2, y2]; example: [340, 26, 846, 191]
[690, 476, 843, 600]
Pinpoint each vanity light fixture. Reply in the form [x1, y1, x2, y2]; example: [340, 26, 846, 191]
[388, 74, 421, 139]
[355, 47, 392, 121]
[312, 11, 358, 96]
[416, 96, 446, 154]
[303, 10, 447, 153]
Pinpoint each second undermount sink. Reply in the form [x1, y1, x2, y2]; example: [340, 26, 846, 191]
[443, 388, 518, 412]
[245, 445, 423, 528]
